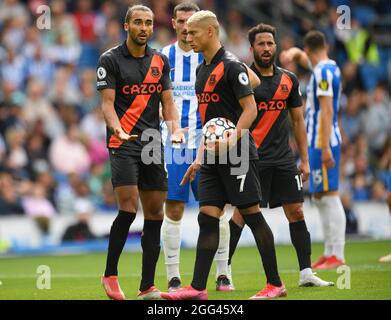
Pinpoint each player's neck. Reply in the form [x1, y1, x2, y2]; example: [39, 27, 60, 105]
[254, 62, 274, 76]
[126, 38, 147, 58]
[178, 40, 192, 53]
[310, 51, 329, 68]
[203, 42, 222, 65]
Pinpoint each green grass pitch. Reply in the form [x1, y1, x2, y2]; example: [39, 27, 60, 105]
[0, 241, 390, 300]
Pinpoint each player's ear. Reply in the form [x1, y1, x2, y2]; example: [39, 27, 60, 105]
[208, 25, 213, 37]
[172, 18, 176, 30]
[124, 22, 129, 32]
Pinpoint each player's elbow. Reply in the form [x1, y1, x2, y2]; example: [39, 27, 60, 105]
[247, 103, 257, 122]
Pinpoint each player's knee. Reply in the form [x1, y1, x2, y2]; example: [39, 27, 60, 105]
[118, 196, 138, 213]
[144, 206, 164, 220]
[288, 205, 304, 222]
[165, 201, 185, 221]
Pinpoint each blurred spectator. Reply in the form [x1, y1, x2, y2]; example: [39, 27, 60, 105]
[340, 89, 363, 142]
[0, 172, 24, 215]
[62, 198, 97, 242]
[1, 47, 26, 90]
[80, 108, 106, 142]
[73, 0, 99, 68]
[77, 69, 100, 115]
[151, 0, 172, 29]
[46, 0, 79, 46]
[372, 180, 387, 202]
[22, 183, 56, 236]
[25, 46, 55, 87]
[48, 65, 80, 106]
[225, 27, 252, 65]
[23, 79, 63, 139]
[0, 134, 6, 166]
[360, 83, 391, 154]
[49, 123, 91, 176]
[340, 192, 358, 234]
[98, 180, 117, 212]
[5, 127, 28, 178]
[352, 173, 371, 201]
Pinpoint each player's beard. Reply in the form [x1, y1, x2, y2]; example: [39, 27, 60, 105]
[130, 32, 149, 46]
[254, 51, 276, 68]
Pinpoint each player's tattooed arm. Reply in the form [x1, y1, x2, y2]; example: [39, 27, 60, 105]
[161, 89, 187, 143]
[100, 88, 137, 142]
[245, 65, 261, 89]
[280, 47, 311, 70]
[289, 107, 310, 181]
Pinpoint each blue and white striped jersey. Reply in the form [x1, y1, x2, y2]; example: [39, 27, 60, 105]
[160, 42, 204, 149]
[305, 59, 342, 149]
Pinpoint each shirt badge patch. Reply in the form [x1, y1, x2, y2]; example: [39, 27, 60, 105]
[319, 80, 329, 90]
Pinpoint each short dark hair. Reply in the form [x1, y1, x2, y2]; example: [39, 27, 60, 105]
[304, 30, 327, 52]
[248, 23, 276, 46]
[125, 5, 153, 24]
[173, 2, 200, 18]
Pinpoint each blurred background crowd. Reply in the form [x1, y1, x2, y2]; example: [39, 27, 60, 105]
[0, 0, 390, 236]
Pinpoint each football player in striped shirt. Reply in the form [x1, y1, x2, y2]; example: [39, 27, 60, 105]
[160, 2, 233, 292]
[281, 31, 346, 269]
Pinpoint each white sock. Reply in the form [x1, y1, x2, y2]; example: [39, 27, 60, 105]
[215, 214, 230, 278]
[161, 216, 181, 280]
[321, 195, 346, 261]
[314, 198, 333, 257]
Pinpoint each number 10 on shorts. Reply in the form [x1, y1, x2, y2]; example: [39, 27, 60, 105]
[295, 174, 303, 191]
[237, 175, 246, 193]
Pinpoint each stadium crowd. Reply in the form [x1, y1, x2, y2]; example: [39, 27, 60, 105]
[0, 0, 390, 226]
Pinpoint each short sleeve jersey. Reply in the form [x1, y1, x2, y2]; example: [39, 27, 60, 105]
[96, 41, 172, 155]
[250, 64, 302, 165]
[195, 47, 258, 160]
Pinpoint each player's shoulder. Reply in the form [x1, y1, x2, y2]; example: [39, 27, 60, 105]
[314, 59, 338, 73]
[159, 42, 176, 57]
[99, 44, 122, 61]
[222, 50, 247, 75]
[150, 47, 170, 63]
[222, 50, 242, 66]
[276, 66, 298, 80]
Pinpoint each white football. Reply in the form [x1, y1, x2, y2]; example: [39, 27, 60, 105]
[202, 117, 236, 148]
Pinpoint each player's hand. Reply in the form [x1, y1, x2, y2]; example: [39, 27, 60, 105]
[322, 147, 335, 168]
[180, 161, 201, 186]
[171, 127, 188, 144]
[114, 128, 138, 142]
[298, 160, 310, 182]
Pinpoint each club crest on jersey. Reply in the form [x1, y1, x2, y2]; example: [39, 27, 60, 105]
[281, 84, 289, 93]
[151, 67, 161, 78]
[209, 74, 217, 85]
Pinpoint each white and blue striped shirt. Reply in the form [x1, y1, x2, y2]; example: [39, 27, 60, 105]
[160, 42, 204, 149]
[305, 59, 342, 149]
